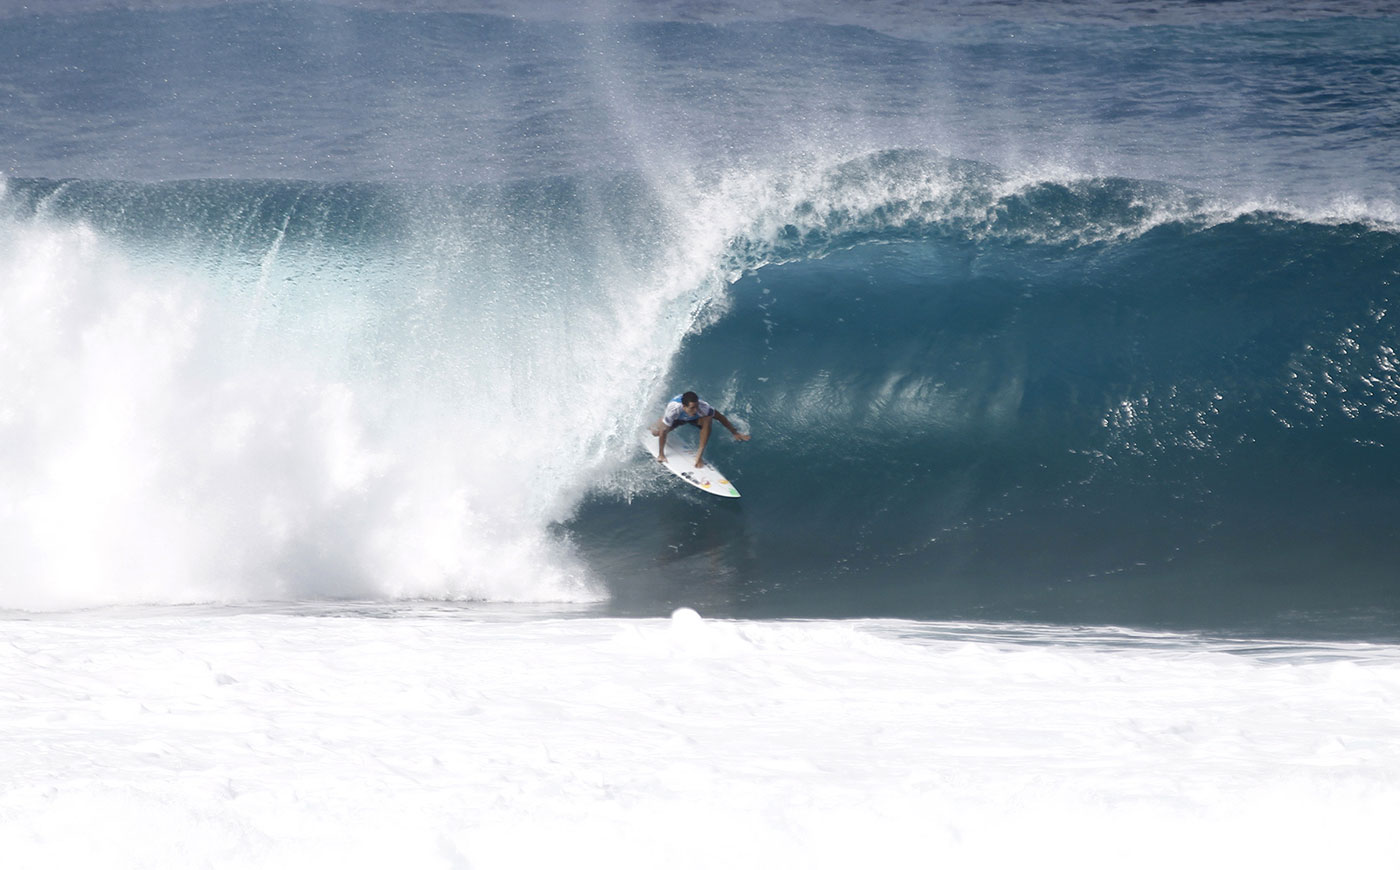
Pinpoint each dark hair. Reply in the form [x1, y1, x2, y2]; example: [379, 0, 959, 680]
[680, 391, 700, 405]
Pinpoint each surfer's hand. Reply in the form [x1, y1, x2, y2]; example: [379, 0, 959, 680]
[733, 432, 751, 442]
[694, 457, 705, 468]
[657, 453, 667, 464]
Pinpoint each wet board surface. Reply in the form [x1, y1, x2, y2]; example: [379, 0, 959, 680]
[639, 430, 741, 498]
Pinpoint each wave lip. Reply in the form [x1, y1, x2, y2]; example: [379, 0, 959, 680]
[693, 151, 1400, 292]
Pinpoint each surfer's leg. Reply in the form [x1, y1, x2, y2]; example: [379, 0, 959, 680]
[694, 415, 713, 466]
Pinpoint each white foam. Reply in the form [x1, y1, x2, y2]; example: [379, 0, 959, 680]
[0, 213, 601, 609]
[1, 610, 1396, 868]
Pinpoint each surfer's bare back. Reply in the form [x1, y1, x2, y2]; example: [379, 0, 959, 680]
[650, 391, 750, 468]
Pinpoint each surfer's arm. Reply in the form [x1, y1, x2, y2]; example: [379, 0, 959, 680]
[713, 411, 751, 442]
[656, 423, 670, 462]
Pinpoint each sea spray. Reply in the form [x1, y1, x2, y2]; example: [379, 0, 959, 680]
[0, 208, 601, 608]
[0, 174, 735, 608]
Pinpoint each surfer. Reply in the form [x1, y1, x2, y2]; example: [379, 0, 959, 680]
[651, 391, 750, 468]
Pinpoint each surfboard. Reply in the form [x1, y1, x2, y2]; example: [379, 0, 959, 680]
[639, 429, 741, 498]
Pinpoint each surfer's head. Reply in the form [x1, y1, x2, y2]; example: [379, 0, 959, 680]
[680, 391, 699, 409]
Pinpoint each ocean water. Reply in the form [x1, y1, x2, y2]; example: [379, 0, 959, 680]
[2, 0, 1398, 632]
[5, 4, 1400, 865]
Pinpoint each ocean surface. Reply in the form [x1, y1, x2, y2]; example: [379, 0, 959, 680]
[5, 4, 1400, 866]
[3, 0, 1399, 639]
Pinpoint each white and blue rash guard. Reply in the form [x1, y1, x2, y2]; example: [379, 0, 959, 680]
[661, 395, 715, 430]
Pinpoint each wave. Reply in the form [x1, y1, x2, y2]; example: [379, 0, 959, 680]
[570, 155, 1400, 634]
[2, 152, 1398, 632]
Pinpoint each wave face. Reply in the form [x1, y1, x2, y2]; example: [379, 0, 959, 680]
[2, 2, 1399, 635]
[571, 173, 1400, 635]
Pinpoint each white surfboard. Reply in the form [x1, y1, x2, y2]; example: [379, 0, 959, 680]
[639, 429, 741, 498]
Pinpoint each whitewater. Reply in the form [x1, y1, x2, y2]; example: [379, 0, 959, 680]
[3, 0, 1400, 865]
[5, 607, 1399, 868]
